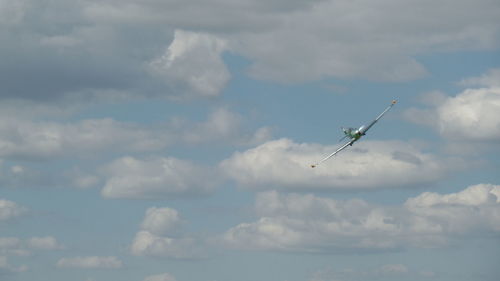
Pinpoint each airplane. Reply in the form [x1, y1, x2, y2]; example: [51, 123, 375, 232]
[311, 100, 397, 168]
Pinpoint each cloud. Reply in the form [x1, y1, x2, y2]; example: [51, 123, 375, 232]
[131, 231, 204, 260]
[131, 207, 205, 259]
[0, 256, 28, 273]
[220, 138, 460, 191]
[100, 156, 218, 199]
[180, 108, 243, 144]
[0, 118, 171, 160]
[309, 264, 432, 281]
[27, 236, 64, 250]
[436, 88, 500, 142]
[0, 107, 267, 163]
[56, 256, 123, 269]
[405, 70, 500, 145]
[0, 199, 27, 221]
[459, 68, 500, 87]
[230, 0, 500, 83]
[176, 108, 272, 145]
[0, 238, 21, 250]
[148, 30, 230, 99]
[223, 184, 500, 252]
[1, 0, 498, 104]
[0, 3, 229, 102]
[141, 207, 184, 237]
[1, 236, 63, 257]
[0, 238, 25, 257]
[81, 0, 500, 83]
[143, 273, 178, 281]
[0, 0, 27, 25]
[378, 264, 409, 275]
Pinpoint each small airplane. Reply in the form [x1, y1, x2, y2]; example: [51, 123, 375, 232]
[311, 100, 397, 168]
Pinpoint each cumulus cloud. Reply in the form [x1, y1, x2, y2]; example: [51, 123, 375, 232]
[0, 256, 28, 273]
[0, 0, 27, 25]
[0, 118, 171, 160]
[0, 238, 24, 257]
[0, 107, 267, 163]
[27, 236, 64, 250]
[141, 207, 184, 237]
[0, 0, 498, 103]
[82, 0, 500, 83]
[131, 207, 205, 259]
[131, 231, 203, 259]
[56, 256, 123, 269]
[223, 184, 500, 252]
[100, 156, 218, 199]
[436, 88, 500, 141]
[231, 0, 500, 83]
[148, 30, 230, 99]
[459, 68, 500, 87]
[309, 264, 430, 281]
[0, 199, 27, 221]
[405, 69, 500, 145]
[175, 108, 272, 145]
[143, 273, 178, 281]
[220, 138, 460, 191]
[379, 264, 409, 275]
[1, 236, 63, 257]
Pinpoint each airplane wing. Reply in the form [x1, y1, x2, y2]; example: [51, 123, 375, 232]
[358, 100, 397, 135]
[311, 139, 355, 168]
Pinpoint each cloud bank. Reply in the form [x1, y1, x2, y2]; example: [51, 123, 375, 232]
[131, 207, 205, 259]
[100, 156, 218, 199]
[221, 138, 461, 191]
[56, 256, 123, 269]
[224, 184, 500, 252]
[0, 199, 27, 221]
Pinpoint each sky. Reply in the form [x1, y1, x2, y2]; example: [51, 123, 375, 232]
[1, 0, 500, 281]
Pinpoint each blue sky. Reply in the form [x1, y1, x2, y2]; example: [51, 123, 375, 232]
[1, 1, 500, 281]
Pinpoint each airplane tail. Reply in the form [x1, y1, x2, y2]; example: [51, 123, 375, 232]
[339, 127, 348, 142]
[339, 127, 355, 142]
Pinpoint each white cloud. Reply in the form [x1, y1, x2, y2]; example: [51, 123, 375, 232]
[459, 68, 500, 87]
[0, 118, 171, 160]
[130, 231, 203, 259]
[0, 0, 27, 25]
[181, 108, 241, 144]
[171, 107, 272, 146]
[436, 87, 500, 141]
[100, 156, 218, 199]
[131, 207, 205, 259]
[0, 237, 21, 249]
[405, 70, 500, 145]
[0, 0, 498, 106]
[27, 236, 63, 250]
[56, 256, 123, 269]
[223, 184, 500, 252]
[0, 108, 266, 163]
[148, 30, 230, 99]
[379, 264, 409, 275]
[0, 256, 28, 273]
[143, 273, 178, 281]
[220, 138, 459, 191]
[0, 237, 30, 257]
[141, 207, 184, 237]
[309, 264, 430, 281]
[1, 236, 63, 257]
[0, 199, 27, 221]
[82, 0, 500, 83]
[230, 0, 500, 83]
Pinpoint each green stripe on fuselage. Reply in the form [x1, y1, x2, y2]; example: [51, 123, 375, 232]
[345, 130, 362, 141]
